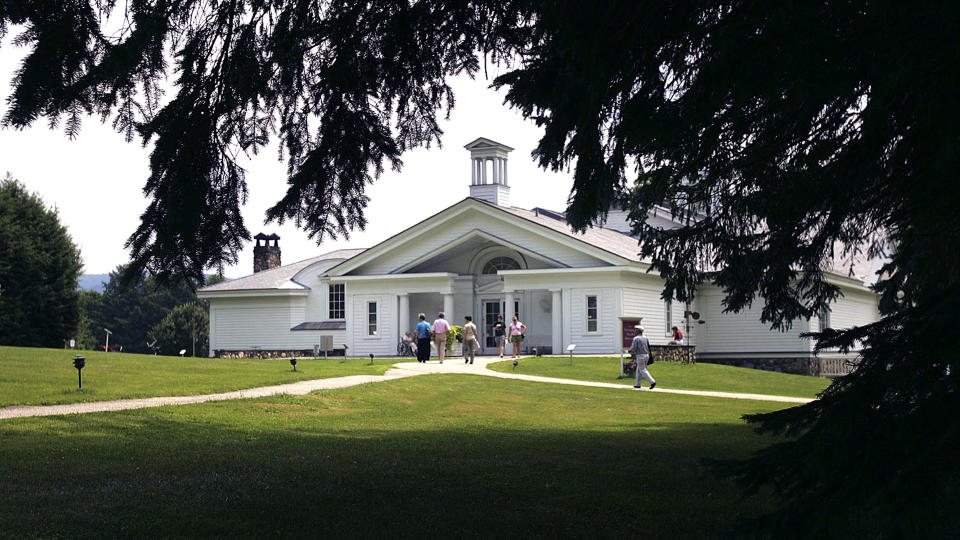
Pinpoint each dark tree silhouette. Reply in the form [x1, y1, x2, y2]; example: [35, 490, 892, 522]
[3, 1, 958, 535]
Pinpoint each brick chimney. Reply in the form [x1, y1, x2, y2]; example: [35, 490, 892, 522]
[253, 233, 281, 273]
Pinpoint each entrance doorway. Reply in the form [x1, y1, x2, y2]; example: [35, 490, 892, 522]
[481, 297, 521, 355]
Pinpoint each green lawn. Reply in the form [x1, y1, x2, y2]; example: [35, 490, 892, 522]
[0, 346, 393, 407]
[488, 356, 831, 398]
[0, 375, 784, 538]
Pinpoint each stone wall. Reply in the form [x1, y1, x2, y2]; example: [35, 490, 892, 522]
[215, 349, 345, 359]
[697, 356, 858, 376]
[650, 345, 696, 364]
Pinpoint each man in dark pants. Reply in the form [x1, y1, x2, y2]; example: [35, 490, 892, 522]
[415, 313, 432, 363]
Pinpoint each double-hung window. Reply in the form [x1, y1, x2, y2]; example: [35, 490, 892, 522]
[586, 295, 599, 333]
[367, 301, 378, 336]
[818, 306, 831, 332]
[329, 284, 345, 319]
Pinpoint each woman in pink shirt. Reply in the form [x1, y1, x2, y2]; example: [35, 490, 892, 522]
[508, 315, 527, 359]
[432, 312, 451, 364]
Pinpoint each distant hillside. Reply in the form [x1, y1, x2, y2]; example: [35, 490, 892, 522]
[78, 274, 109, 292]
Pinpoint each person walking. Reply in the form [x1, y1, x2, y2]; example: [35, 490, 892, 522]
[508, 315, 527, 359]
[630, 325, 657, 389]
[492, 314, 507, 358]
[432, 312, 451, 364]
[415, 313, 432, 363]
[462, 315, 479, 364]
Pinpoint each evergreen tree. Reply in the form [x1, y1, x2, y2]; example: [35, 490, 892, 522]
[0, 173, 83, 347]
[3, 2, 958, 535]
[98, 265, 196, 353]
[148, 302, 209, 357]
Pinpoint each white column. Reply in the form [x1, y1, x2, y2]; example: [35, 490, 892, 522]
[471, 159, 476, 185]
[481, 158, 487, 184]
[551, 289, 562, 354]
[499, 159, 505, 185]
[503, 158, 508, 186]
[504, 291, 515, 324]
[398, 294, 410, 338]
[443, 293, 454, 320]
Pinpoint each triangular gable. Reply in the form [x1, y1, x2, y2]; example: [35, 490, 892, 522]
[325, 198, 637, 277]
[463, 137, 514, 152]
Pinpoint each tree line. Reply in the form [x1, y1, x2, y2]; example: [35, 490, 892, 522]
[1, 173, 219, 356]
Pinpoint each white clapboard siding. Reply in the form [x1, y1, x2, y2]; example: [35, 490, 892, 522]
[351, 294, 397, 356]
[212, 297, 345, 350]
[568, 287, 621, 352]
[353, 211, 608, 275]
[696, 286, 812, 354]
[621, 286, 683, 345]
[827, 288, 881, 330]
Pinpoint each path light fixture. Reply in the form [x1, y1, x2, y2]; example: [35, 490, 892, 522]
[513, 359, 518, 371]
[73, 355, 85, 389]
[566, 344, 577, 365]
[290, 357, 297, 371]
[369, 353, 375, 365]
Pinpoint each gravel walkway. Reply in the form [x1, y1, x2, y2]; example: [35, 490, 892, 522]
[0, 356, 811, 420]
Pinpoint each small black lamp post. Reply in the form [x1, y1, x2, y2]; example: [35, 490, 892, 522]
[290, 357, 297, 372]
[513, 359, 518, 371]
[369, 353, 375, 365]
[73, 354, 85, 389]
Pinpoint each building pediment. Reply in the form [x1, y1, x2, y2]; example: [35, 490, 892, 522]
[325, 199, 639, 278]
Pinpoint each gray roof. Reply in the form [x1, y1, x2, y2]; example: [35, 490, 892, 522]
[492, 203, 645, 263]
[199, 249, 366, 293]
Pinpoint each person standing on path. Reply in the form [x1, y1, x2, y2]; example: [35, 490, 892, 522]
[432, 312, 451, 364]
[462, 315, 479, 364]
[415, 313, 432, 363]
[508, 315, 527, 359]
[492, 315, 507, 358]
[630, 325, 657, 389]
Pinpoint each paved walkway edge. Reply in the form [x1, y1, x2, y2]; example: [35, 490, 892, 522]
[0, 358, 812, 420]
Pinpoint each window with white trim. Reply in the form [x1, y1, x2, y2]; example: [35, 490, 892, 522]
[329, 283, 345, 319]
[482, 257, 521, 274]
[367, 301, 378, 336]
[818, 306, 831, 332]
[664, 300, 673, 335]
[586, 295, 599, 333]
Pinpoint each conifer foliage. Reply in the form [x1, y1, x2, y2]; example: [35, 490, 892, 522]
[3, 1, 958, 535]
[0, 173, 83, 347]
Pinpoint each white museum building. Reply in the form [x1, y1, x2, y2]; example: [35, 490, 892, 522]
[198, 137, 881, 374]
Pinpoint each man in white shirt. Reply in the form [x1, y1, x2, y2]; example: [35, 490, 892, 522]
[432, 312, 451, 364]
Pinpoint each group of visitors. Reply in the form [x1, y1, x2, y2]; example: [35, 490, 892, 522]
[411, 312, 527, 363]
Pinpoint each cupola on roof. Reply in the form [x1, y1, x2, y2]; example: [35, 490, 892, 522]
[465, 137, 512, 206]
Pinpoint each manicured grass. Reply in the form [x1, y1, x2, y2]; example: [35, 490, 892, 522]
[0, 375, 784, 538]
[488, 356, 831, 398]
[0, 346, 394, 407]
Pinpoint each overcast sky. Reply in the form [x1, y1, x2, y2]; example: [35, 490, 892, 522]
[0, 35, 574, 279]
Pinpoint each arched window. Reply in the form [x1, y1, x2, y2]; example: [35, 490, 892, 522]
[482, 256, 521, 274]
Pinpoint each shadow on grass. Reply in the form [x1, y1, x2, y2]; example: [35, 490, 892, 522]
[0, 377, 779, 539]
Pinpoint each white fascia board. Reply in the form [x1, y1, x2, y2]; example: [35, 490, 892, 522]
[391, 228, 569, 274]
[333, 272, 458, 282]
[499, 265, 653, 290]
[328, 198, 630, 276]
[197, 289, 310, 299]
[471, 204, 632, 266]
[824, 272, 875, 292]
[498, 265, 650, 278]
[326, 200, 476, 276]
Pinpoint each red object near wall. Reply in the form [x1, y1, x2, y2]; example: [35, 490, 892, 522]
[622, 320, 641, 349]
